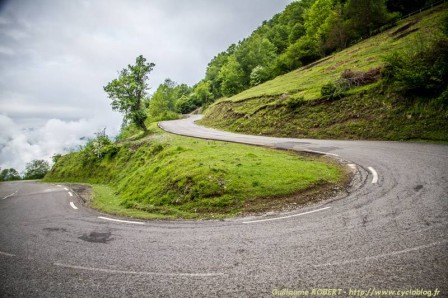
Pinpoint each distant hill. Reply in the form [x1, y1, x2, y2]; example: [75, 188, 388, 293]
[200, 4, 448, 141]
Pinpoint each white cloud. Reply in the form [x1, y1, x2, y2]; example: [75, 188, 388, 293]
[0, 114, 121, 172]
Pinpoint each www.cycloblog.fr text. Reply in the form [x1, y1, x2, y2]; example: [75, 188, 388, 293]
[271, 288, 441, 297]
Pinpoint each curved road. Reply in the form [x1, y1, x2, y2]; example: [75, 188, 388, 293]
[1, 115, 447, 297]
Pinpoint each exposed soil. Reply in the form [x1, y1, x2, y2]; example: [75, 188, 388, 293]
[66, 184, 93, 204]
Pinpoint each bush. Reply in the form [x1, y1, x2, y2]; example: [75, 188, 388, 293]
[81, 128, 114, 161]
[382, 23, 448, 96]
[250, 65, 271, 87]
[321, 82, 337, 97]
[175, 95, 199, 114]
[284, 96, 305, 109]
[150, 111, 180, 122]
[321, 81, 347, 99]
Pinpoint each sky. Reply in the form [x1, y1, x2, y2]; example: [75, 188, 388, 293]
[0, 0, 293, 173]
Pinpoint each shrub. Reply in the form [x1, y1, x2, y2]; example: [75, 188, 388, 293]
[382, 18, 448, 97]
[285, 96, 306, 109]
[321, 81, 347, 99]
[321, 82, 337, 97]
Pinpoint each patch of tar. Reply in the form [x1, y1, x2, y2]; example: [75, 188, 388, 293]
[79, 231, 113, 243]
[414, 185, 423, 191]
[43, 227, 67, 232]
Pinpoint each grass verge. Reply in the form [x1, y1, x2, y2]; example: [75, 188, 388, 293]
[45, 125, 348, 220]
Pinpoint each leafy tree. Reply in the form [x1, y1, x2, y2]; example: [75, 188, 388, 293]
[289, 23, 306, 45]
[218, 55, 246, 97]
[24, 160, 50, 180]
[104, 55, 155, 132]
[344, 0, 397, 38]
[148, 79, 178, 121]
[321, 4, 349, 53]
[236, 35, 277, 79]
[176, 95, 199, 114]
[277, 35, 320, 72]
[192, 81, 214, 106]
[0, 168, 21, 181]
[304, 0, 334, 43]
[266, 24, 290, 53]
[271, 52, 294, 76]
[173, 84, 192, 102]
[205, 50, 231, 98]
[250, 65, 270, 86]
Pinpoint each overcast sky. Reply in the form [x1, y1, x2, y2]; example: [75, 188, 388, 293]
[0, 0, 292, 172]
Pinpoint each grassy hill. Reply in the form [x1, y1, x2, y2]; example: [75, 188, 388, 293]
[45, 124, 346, 220]
[200, 5, 448, 141]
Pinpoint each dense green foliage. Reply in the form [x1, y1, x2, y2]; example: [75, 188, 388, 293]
[200, 5, 448, 141]
[147, 79, 182, 121]
[24, 160, 50, 180]
[104, 55, 155, 132]
[45, 125, 344, 219]
[82, 128, 115, 160]
[0, 168, 21, 181]
[383, 14, 448, 102]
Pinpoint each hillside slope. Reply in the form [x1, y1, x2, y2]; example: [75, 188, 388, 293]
[200, 5, 448, 141]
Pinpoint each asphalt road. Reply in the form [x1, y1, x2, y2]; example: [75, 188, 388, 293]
[1, 115, 447, 297]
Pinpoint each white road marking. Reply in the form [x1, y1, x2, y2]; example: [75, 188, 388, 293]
[70, 202, 78, 210]
[2, 191, 17, 200]
[313, 240, 448, 268]
[64, 187, 69, 191]
[98, 216, 145, 225]
[68, 192, 73, 197]
[53, 263, 225, 277]
[303, 149, 339, 157]
[0, 251, 16, 257]
[243, 206, 331, 224]
[368, 166, 378, 184]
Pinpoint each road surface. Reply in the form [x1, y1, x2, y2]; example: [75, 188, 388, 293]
[1, 115, 447, 297]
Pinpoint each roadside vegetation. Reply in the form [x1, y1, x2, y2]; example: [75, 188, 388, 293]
[45, 124, 346, 219]
[1, 159, 50, 182]
[200, 5, 448, 141]
[0, 168, 21, 181]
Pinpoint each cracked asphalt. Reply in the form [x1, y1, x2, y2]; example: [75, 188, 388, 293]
[0, 115, 447, 297]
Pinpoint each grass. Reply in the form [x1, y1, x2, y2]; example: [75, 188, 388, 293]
[200, 4, 448, 141]
[45, 124, 346, 219]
